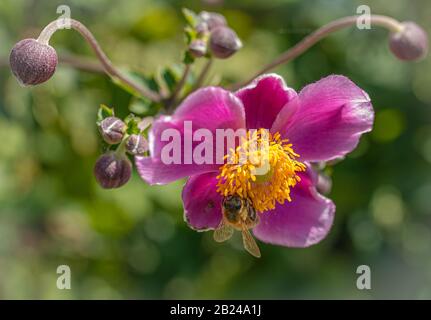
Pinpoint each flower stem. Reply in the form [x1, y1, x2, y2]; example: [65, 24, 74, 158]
[193, 58, 213, 91]
[37, 18, 161, 102]
[59, 54, 105, 73]
[115, 134, 129, 157]
[166, 64, 191, 111]
[229, 14, 404, 90]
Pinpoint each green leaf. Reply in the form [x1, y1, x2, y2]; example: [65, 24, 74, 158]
[161, 67, 180, 93]
[182, 50, 195, 65]
[184, 26, 197, 45]
[124, 114, 141, 135]
[130, 72, 161, 94]
[97, 104, 114, 123]
[111, 76, 141, 98]
[182, 8, 199, 27]
[129, 99, 151, 115]
[111, 70, 161, 99]
[142, 75, 161, 94]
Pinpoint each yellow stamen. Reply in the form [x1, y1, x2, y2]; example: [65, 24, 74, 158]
[216, 129, 306, 213]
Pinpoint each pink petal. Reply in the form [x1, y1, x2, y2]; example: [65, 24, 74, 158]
[135, 156, 218, 185]
[182, 172, 223, 231]
[136, 87, 245, 185]
[271, 75, 374, 162]
[236, 74, 297, 130]
[253, 168, 335, 247]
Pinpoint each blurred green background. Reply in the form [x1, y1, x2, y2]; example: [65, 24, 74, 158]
[0, 0, 430, 299]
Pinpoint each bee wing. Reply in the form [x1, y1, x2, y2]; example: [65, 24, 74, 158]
[241, 226, 261, 258]
[213, 220, 234, 243]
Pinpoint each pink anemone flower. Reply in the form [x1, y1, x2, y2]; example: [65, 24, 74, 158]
[136, 74, 373, 256]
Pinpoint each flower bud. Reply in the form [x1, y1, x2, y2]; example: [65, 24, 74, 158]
[98, 117, 126, 145]
[209, 27, 242, 59]
[126, 134, 149, 156]
[195, 21, 209, 37]
[189, 39, 207, 58]
[389, 22, 428, 61]
[94, 152, 132, 189]
[9, 39, 58, 86]
[199, 11, 227, 31]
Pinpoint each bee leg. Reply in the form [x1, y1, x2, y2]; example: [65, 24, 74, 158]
[248, 211, 260, 229]
[245, 200, 260, 229]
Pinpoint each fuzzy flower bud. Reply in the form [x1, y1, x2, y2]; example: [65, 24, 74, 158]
[94, 152, 132, 189]
[189, 39, 207, 58]
[9, 39, 58, 86]
[389, 21, 428, 61]
[199, 11, 227, 31]
[209, 26, 242, 59]
[98, 117, 126, 145]
[126, 134, 149, 156]
[195, 21, 209, 37]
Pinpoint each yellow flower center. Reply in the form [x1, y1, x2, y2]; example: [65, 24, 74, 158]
[216, 129, 306, 213]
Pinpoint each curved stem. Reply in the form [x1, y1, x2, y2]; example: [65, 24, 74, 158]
[167, 64, 191, 110]
[193, 58, 213, 91]
[115, 134, 129, 157]
[229, 15, 403, 90]
[37, 18, 161, 102]
[59, 54, 105, 73]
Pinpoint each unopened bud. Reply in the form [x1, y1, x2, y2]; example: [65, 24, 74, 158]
[9, 39, 58, 86]
[389, 22, 428, 61]
[199, 11, 227, 31]
[209, 27, 242, 59]
[189, 39, 207, 58]
[126, 134, 148, 156]
[94, 152, 132, 189]
[195, 21, 209, 36]
[99, 117, 126, 145]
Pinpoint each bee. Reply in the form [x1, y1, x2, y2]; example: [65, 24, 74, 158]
[213, 195, 261, 258]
